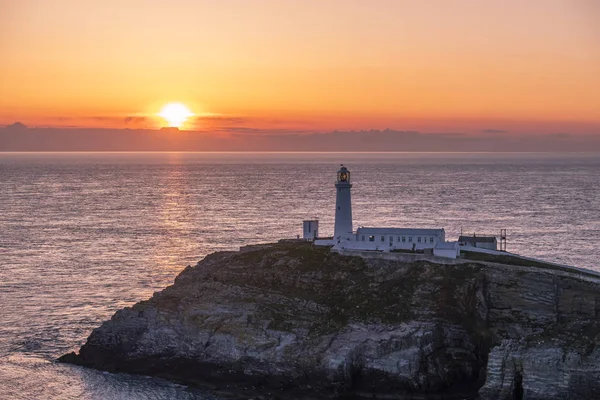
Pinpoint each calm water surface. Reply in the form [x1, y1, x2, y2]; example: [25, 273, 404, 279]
[1, 152, 599, 399]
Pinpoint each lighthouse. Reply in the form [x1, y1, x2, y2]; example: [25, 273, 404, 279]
[334, 165, 353, 241]
[307, 165, 457, 258]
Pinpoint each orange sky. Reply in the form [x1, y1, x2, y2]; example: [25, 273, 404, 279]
[1, 0, 599, 135]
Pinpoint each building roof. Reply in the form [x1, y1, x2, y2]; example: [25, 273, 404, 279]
[356, 227, 444, 236]
[435, 241, 459, 249]
[458, 235, 497, 243]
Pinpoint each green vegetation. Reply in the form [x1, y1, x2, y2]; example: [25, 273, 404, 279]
[390, 249, 424, 254]
[461, 251, 557, 268]
[217, 242, 488, 337]
[226, 242, 418, 334]
[461, 251, 599, 279]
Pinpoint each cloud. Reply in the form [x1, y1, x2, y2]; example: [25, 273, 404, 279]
[124, 116, 151, 124]
[193, 115, 249, 125]
[482, 129, 508, 134]
[428, 132, 468, 137]
[1, 125, 599, 152]
[189, 115, 323, 132]
[3, 113, 314, 132]
[4, 122, 28, 130]
[219, 127, 316, 135]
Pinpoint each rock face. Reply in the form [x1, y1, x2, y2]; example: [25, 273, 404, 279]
[60, 242, 600, 399]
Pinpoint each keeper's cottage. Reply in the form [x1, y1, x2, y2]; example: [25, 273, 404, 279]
[304, 165, 460, 259]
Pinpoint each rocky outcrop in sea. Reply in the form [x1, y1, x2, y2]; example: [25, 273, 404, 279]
[59, 242, 600, 399]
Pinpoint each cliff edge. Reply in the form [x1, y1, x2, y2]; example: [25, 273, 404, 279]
[59, 242, 600, 399]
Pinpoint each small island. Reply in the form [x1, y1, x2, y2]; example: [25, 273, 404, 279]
[60, 240, 600, 399]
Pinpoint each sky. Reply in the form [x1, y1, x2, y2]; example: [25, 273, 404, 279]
[1, 0, 599, 150]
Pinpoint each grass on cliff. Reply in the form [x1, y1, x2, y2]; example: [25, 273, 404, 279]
[225, 242, 485, 337]
[229, 243, 417, 333]
[461, 251, 599, 279]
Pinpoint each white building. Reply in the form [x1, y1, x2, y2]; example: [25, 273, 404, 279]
[433, 241, 460, 258]
[311, 165, 459, 258]
[354, 227, 445, 251]
[302, 220, 319, 240]
[458, 235, 497, 250]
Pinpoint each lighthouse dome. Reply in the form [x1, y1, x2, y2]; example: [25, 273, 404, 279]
[337, 165, 350, 183]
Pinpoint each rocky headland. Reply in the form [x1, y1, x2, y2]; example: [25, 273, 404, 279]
[59, 242, 600, 399]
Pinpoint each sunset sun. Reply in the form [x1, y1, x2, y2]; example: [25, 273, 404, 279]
[158, 103, 194, 128]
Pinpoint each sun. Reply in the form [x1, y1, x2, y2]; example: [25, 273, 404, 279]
[158, 103, 194, 128]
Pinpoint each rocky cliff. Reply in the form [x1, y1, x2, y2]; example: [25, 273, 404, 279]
[59, 242, 600, 399]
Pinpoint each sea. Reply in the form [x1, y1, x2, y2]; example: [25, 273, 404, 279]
[1, 152, 599, 399]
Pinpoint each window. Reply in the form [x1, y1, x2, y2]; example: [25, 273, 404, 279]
[397, 236, 401, 242]
[361, 235, 365, 241]
[381, 236, 385, 242]
[402, 237, 406, 242]
[369, 236, 375, 242]
[418, 237, 421, 243]
[430, 237, 434, 243]
[408, 237, 412, 242]
[390, 236, 393, 242]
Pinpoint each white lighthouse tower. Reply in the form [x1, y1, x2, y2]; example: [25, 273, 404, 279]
[334, 165, 353, 241]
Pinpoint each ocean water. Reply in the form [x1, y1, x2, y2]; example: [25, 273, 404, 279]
[0, 152, 599, 399]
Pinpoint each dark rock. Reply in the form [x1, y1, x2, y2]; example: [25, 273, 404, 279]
[57, 351, 80, 364]
[59, 242, 600, 399]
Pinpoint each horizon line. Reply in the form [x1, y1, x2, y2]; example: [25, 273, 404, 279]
[2, 151, 600, 154]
